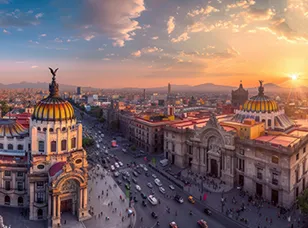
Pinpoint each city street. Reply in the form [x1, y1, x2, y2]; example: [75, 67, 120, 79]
[75, 108, 243, 228]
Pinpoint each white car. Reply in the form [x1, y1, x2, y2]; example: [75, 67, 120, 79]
[147, 182, 153, 188]
[114, 171, 120, 177]
[154, 178, 162, 187]
[104, 150, 109, 155]
[135, 185, 141, 191]
[147, 195, 158, 205]
[122, 149, 127, 153]
[159, 187, 165, 194]
[143, 167, 148, 172]
[115, 163, 120, 169]
[110, 165, 115, 171]
[140, 164, 145, 168]
[152, 174, 157, 179]
[119, 161, 123, 167]
[169, 185, 175, 190]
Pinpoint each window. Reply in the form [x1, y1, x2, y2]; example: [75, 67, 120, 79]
[239, 149, 245, 155]
[295, 169, 299, 183]
[71, 138, 76, 149]
[272, 173, 278, 185]
[4, 171, 11, 176]
[37, 209, 43, 219]
[188, 146, 192, 155]
[61, 140, 67, 151]
[38, 141, 44, 152]
[17, 171, 24, 177]
[17, 182, 23, 191]
[172, 143, 175, 152]
[0, 143, 3, 149]
[8, 144, 13, 150]
[37, 164, 44, 170]
[49, 128, 54, 132]
[238, 159, 245, 172]
[296, 153, 299, 161]
[37, 127, 41, 131]
[304, 147, 306, 153]
[50, 141, 56, 152]
[62, 127, 66, 132]
[272, 155, 279, 164]
[5, 181, 10, 190]
[18, 196, 23, 206]
[36, 192, 45, 203]
[37, 182, 44, 189]
[17, 144, 23, 150]
[304, 160, 306, 174]
[257, 168, 263, 180]
[43, 128, 47, 132]
[4, 196, 10, 205]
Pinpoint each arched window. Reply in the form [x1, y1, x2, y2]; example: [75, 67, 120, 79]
[8, 144, 13, 150]
[43, 128, 47, 132]
[71, 137, 76, 149]
[62, 127, 66, 132]
[37, 209, 43, 219]
[18, 196, 23, 206]
[61, 140, 67, 151]
[37, 127, 41, 131]
[49, 128, 54, 133]
[0, 143, 3, 149]
[4, 195, 10, 205]
[17, 144, 23, 150]
[38, 141, 44, 152]
[50, 141, 56, 152]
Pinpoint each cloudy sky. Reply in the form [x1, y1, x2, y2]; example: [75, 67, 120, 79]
[0, 0, 307, 88]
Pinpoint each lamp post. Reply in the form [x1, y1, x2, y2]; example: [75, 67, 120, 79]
[221, 197, 225, 213]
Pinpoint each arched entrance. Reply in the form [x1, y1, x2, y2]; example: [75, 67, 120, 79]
[4, 196, 10, 205]
[18, 196, 23, 206]
[37, 209, 43, 219]
[59, 179, 79, 215]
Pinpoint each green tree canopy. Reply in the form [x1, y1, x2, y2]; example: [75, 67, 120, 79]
[297, 189, 308, 214]
[82, 137, 95, 148]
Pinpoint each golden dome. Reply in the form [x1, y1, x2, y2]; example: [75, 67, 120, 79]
[0, 119, 28, 137]
[242, 80, 278, 113]
[32, 68, 75, 122]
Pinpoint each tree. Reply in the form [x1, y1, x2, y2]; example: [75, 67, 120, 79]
[298, 189, 308, 214]
[0, 101, 10, 116]
[130, 145, 136, 152]
[82, 137, 95, 147]
[99, 117, 105, 123]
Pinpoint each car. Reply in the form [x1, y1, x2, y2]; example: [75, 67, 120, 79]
[147, 182, 153, 189]
[169, 221, 178, 228]
[140, 164, 145, 168]
[122, 149, 127, 153]
[142, 201, 147, 207]
[143, 167, 148, 172]
[140, 150, 145, 154]
[117, 179, 122, 185]
[134, 197, 138, 203]
[102, 158, 106, 164]
[135, 185, 141, 191]
[122, 175, 128, 181]
[103, 164, 108, 169]
[115, 156, 119, 162]
[174, 195, 184, 204]
[136, 169, 142, 174]
[204, 208, 212, 216]
[152, 174, 157, 179]
[169, 185, 175, 190]
[110, 154, 115, 158]
[125, 183, 130, 190]
[151, 212, 158, 219]
[132, 178, 137, 184]
[133, 171, 138, 177]
[115, 163, 120, 168]
[147, 195, 158, 205]
[106, 157, 110, 163]
[119, 161, 124, 167]
[159, 187, 166, 194]
[197, 219, 208, 228]
[141, 192, 147, 199]
[114, 171, 120, 177]
[104, 150, 109, 155]
[124, 172, 130, 177]
[188, 195, 195, 204]
[145, 172, 150, 177]
[154, 178, 162, 187]
[110, 165, 115, 171]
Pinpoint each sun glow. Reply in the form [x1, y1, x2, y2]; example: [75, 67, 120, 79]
[291, 74, 298, 81]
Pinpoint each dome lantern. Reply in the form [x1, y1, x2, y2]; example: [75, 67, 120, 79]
[32, 68, 75, 122]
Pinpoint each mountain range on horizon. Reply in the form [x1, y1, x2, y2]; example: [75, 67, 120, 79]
[0, 81, 306, 93]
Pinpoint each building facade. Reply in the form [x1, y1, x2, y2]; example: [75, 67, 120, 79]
[0, 70, 90, 227]
[164, 82, 308, 208]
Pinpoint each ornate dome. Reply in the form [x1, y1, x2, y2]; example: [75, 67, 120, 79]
[32, 68, 75, 122]
[242, 80, 278, 113]
[0, 119, 28, 137]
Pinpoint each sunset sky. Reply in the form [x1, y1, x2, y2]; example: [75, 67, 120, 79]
[0, 0, 308, 88]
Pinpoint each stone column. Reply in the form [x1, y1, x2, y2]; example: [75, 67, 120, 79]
[67, 127, 71, 151]
[29, 182, 35, 219]
[53, 195, 57, 218]
[208, 156, 211, 174]
[218, 159, 221, 178]
[77, 124, 83, 149]
[57, 196, 61, 217]
[83, 188, 87, 209]
[48, 194, 51, 218]
[79, 188, 83, 209]
[56, 128, 61, 153]
[45, 124, 50, 154]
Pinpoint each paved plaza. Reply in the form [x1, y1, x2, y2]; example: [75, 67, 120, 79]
[83, 164, 136, 228]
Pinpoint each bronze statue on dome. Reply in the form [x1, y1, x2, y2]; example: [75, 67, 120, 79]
[49, 67, 59, 80]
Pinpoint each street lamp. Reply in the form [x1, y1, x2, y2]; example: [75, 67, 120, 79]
[221, 197, 225, 213]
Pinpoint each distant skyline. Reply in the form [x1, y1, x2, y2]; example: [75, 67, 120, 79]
[0, 0, 307, 88]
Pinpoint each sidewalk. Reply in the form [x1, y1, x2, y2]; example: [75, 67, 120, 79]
[83, 164, 136, 228]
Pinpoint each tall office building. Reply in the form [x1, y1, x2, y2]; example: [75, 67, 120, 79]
[168, 83, 171, 94]
[77, 87, 82, 95]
